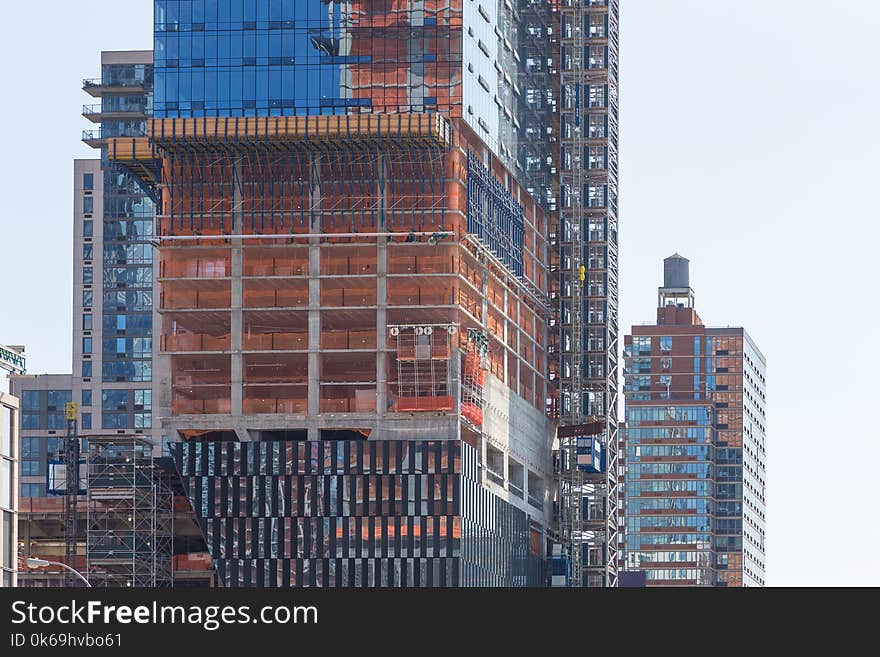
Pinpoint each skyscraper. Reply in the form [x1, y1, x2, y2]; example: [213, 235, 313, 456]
[620, 255, 767, 586]
[105, 0, 561, 587]
[81, 51, 158, 440]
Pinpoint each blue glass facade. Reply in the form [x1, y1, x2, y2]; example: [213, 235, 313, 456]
[153, 0, 461, 118]
[153, 0, 554, 203]
[99, 62, 155, 387]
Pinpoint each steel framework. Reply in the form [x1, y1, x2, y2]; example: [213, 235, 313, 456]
[63, 403, 81, 586]
[86, 436, 173, 587]
[554, 0, 620, 587]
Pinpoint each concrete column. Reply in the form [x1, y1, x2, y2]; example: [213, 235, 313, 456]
[502, 285, 509, 389]
[307, 155, 322, 440]
[481, 259, 489, 361]
[376, 153, 388, 417]
[231, 158, 244, 418]
[515, 292, 521, 398]
[533, 307, 538, 408]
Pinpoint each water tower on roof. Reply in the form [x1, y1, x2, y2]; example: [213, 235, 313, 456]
[658, 254, 695, 309]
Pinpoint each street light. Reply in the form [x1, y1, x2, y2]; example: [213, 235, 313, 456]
[25, 557, 92, 588]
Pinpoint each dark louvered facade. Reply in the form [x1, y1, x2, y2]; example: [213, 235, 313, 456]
[171, 439, 542, 587]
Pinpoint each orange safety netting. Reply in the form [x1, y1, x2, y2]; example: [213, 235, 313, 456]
[394, 396, 455, 412]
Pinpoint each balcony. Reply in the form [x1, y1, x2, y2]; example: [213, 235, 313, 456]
[82, 126, 146, 149]
[82, 130, 104, 148]
[82, 103, 148, 123]
[83, 77, 148, 97]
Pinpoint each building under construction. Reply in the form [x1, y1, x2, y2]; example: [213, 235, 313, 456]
[19, 0, 620, 588]
[96, 0, 567, 587]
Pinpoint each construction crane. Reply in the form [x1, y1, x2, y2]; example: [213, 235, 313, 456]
[64, 402, 81, 586]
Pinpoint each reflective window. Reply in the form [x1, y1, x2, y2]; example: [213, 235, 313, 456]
[21, 391, 40, 411]
[0, 460, 11, 509]
[0, 406, 10, 457]
[20, 483, 41, 498]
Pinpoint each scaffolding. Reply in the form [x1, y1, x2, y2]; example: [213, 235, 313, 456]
[461, 328, 489, 430]
[391, 323, 456, 413]
[553, 0, 620, 587]
[86, 436, 173, 587]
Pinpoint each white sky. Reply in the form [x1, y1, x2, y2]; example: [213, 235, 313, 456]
[1, 1, 878, 585]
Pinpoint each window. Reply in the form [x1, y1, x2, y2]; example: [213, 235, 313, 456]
[83, 291, 93, 308]
[83, 173, 94, 191]
[47, 391, 70, 410]
[21, 460, 41, 476]
[660, 336, 673, 351]
[83, 268, 93, 285]
[0, 406, 9, 457]
[22, 391, 40, 411]
[82, 360, 92, 378]
[633, 336, 651, 355]
[102, 413, 128, 430]
[83, 314, 93, 331]
[82, 337, 92, 355]
[83, 243, 93, 261]
[2, 512, 11, 570]
[0, 461, 10, 508]
[82, 390, 92, 406]
[20, 483, 41, 498]
[102, 390, 127, 410]
[46, 438, 62, 456]
[660, 357, 672, 370]
[83, 196, 94, 214]
[134, 389, 152, 409]
[83, 220, 93, 238]
[20, 437, 40, 458]
[82, 413, 92, 430]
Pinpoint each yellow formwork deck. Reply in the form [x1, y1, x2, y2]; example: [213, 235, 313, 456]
[147, 113, 451, 151]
